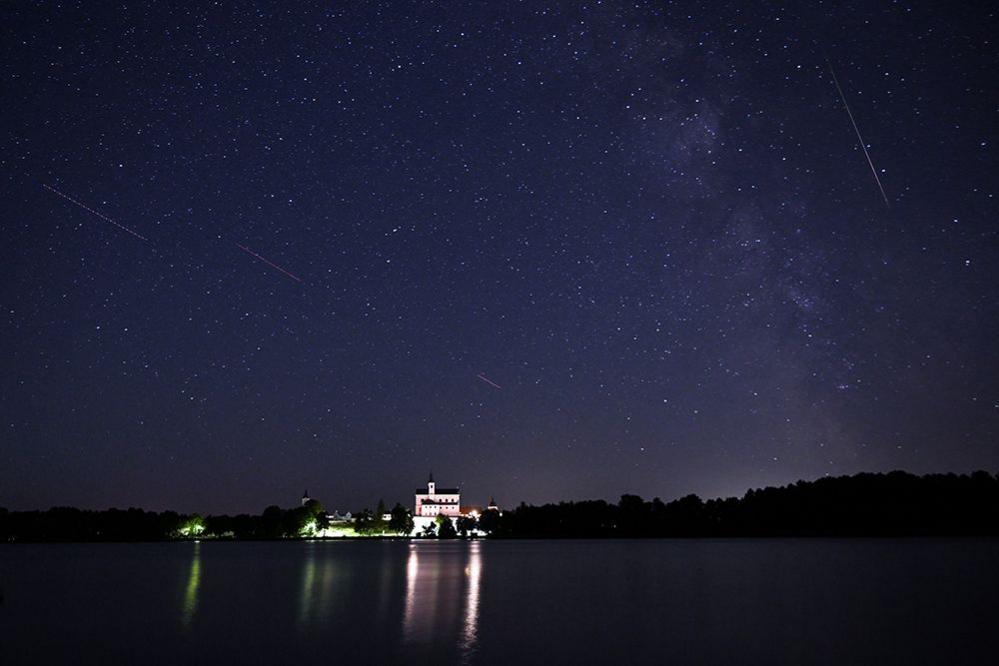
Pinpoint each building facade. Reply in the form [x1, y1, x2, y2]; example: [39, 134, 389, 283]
[414, 473, 461, 517]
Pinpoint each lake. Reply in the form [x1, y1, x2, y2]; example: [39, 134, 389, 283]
[1, 539, 997, 664]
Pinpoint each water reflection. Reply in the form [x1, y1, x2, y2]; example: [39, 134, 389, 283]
[402, 542, 483, 662]
[298, 543, 316, 627]
[297, 542, 338, 628]
[181, 542, 201, 628]
[402, 544, 419, 638]
[376, 546, 394, 624]
[461, 541, 482, 661]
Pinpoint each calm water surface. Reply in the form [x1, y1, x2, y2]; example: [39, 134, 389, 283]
[1, 539, 997, 664]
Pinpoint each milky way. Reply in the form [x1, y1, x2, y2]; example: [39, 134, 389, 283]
[1, 2, 996, 512]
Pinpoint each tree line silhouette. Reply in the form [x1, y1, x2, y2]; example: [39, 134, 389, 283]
[490, 470, 999, 538]
[2, 470, 998, 541]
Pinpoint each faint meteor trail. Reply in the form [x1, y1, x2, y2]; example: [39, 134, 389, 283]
[45, 183, 304, 283]
[826, 62, 890, 208]
[235, 242, 302, 283]
[477, 373, 502, 390]
[42, 184, 149, 241]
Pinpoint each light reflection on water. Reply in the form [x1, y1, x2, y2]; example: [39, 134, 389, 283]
[402, 541, 483, 662]
[297, 541, 339, 627]
[298, 542, 316, 627]
[402, 543, 420, 639]
[175, 539, 482, 647]
[181, 542, 200, 628]
[461, 541, 482, 662]
[3, 540, 998, 664]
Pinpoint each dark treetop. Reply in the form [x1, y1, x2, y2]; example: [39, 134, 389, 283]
[1, 2, 997, 512]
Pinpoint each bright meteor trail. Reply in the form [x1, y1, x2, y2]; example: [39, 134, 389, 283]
[43, 184, 149, 241]
[235, 242, 302, 283]
[827, 62, 890, 208]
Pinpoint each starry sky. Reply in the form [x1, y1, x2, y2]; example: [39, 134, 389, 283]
[2, 1, 997, 514]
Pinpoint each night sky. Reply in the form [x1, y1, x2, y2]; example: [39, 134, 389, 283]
[2, 1, 996, 514]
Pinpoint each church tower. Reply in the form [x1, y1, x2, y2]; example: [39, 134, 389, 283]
[427, 472, 435, 495]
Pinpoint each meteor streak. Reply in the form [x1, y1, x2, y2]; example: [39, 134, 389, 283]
[235, 242, 302, 283]
[477, 373, 502, 390]
[826, 62, 890, 208]
[43, 184, 149, 241]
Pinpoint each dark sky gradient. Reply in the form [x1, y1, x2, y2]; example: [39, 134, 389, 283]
[2, 1, 996, 513]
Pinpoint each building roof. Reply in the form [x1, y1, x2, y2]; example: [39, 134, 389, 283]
[415, 487, 459, 494]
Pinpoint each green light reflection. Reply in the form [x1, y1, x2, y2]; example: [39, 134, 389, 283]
[182, 542, 201, 628]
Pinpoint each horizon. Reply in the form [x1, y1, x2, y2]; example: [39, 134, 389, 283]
[4, 466, 996, 515]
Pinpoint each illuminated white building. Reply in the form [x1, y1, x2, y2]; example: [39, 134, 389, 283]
[414, 473, 461, 517]
[407, 474, 494, 536]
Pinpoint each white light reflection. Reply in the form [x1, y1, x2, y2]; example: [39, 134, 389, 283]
[460, 541, 482, 663]
[403, 541, 483, 662]
[402, 543, 420, 640]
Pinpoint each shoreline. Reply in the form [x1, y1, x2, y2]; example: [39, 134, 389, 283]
[4, 534, 999, 545]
